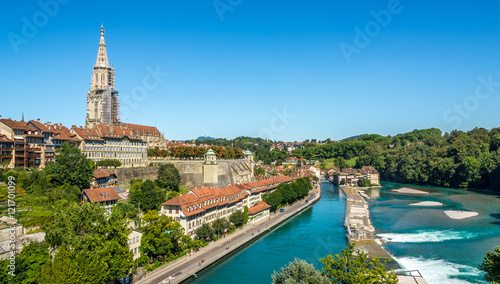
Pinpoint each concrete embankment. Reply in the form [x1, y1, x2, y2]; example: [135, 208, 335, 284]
[137, 183, 322, 284]
[339, 185, 429, 283]
[339, 185, 401, 270]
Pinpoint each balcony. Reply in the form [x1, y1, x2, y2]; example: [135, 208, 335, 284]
[0, 148, 13, 151]
[14, 160, 25, 164]
[0, 154, 12, 158]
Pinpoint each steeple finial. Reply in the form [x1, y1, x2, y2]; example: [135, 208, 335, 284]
[95, 24, 109, 67]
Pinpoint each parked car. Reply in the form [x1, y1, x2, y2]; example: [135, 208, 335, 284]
[279, 208, 285, 212]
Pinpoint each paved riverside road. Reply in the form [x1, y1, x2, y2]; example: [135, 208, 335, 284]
[137, 184, 321, 284]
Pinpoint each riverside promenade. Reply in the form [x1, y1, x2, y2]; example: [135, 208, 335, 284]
[339, 185, 428, 284]
[136, 183, 322, 284]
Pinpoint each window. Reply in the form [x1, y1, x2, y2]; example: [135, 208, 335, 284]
[169, 209, 172, 214]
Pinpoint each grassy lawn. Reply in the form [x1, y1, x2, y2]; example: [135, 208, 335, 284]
[319, 156, 358, 169]
[346, 157, 358, 167]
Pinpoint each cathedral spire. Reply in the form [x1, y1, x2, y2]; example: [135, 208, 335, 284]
[95, 24, 109, 67]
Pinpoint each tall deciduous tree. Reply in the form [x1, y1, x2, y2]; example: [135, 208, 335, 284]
[479, 246, 500, 284]
[45, 143, 94, 191]
[130, 179, 166, 212]
[212, 218, 229, 236]
[15, 241, 51, 284]
[272, 258, 331, 284]
[320, 242, 397, 284]
[229, 210, 246, 227]
[195, 223, 214, 242]
[43, 203, 133, 283]
[156, 164, 181, 191]
[141, 210, 185, 261]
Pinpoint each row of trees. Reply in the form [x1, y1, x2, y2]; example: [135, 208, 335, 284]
[96, 159, 122, 168]
[272, 243, 500, 284]
[148, 145, 245, 159]
[272, 243, 397, 284]
[262, 177, 312, 211]
[354, 128, 500, 191]
[195, 208, 249, 242]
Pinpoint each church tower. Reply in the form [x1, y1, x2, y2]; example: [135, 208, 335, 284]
[85, 25, 120, 128]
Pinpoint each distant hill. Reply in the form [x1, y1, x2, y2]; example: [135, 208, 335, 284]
[195, 136, 217, 141]
[341, 134, 367, 141]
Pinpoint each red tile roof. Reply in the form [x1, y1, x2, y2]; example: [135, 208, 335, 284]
[121, 123, 161, 136]
[360, 166, 379, 174]
[0, 119, 31, 131]
[46, 123, 79, 141]
[29, 120, 52, 133]
[248, 201, 271, 215]
[93, 170, 117, 179]
[71, 126, 104, 141]
[83, 187, 121, 202]
[94, 124, 142, 140]
[163, 176, 294, 217]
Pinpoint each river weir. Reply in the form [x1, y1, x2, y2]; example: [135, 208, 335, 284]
[339, 185, 428, 283]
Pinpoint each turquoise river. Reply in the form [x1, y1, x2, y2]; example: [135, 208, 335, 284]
[184, 180, 500, 284]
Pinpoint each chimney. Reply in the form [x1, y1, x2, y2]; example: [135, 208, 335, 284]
[47, 122, 51, 125]
[37, 118, 40, 122]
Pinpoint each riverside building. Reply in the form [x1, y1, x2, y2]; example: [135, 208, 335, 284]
[161, 176, 293, 236]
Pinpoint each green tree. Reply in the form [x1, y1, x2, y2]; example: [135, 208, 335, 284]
[96, 159, 122, 168]
[156, 164, 181, 191]
[38, 247, 82, 284]
[45, 143, 94, 191]
[212, 218, 229, 236]
[130, 179, 166, 212]
[195, 223, 214, 242]
[334, 157, 348, 170]
[255, 166, 266, 176]
[479, 246, 500, 284]
[141, 210, 185, 262]
[457, 156, 481, 188]
[43, 203, 133, 283]
[272, 258, 331, 284]
[15, 241, 51, 284]
[320, 242, 398, 284]
[229, 210, 246, 227]
[357, 178, 371, 187]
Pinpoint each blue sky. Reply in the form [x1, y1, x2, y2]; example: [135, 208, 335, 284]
[2, 0, 500, 141]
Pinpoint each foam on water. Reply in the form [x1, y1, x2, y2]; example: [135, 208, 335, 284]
[396, 256, 485, 284]
[377, 230, 480, 243]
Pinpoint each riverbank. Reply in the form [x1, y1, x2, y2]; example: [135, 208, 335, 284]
[339, 186, 398, 266]
[136, 183, 322, 284]
[340, 185, 429, 283]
